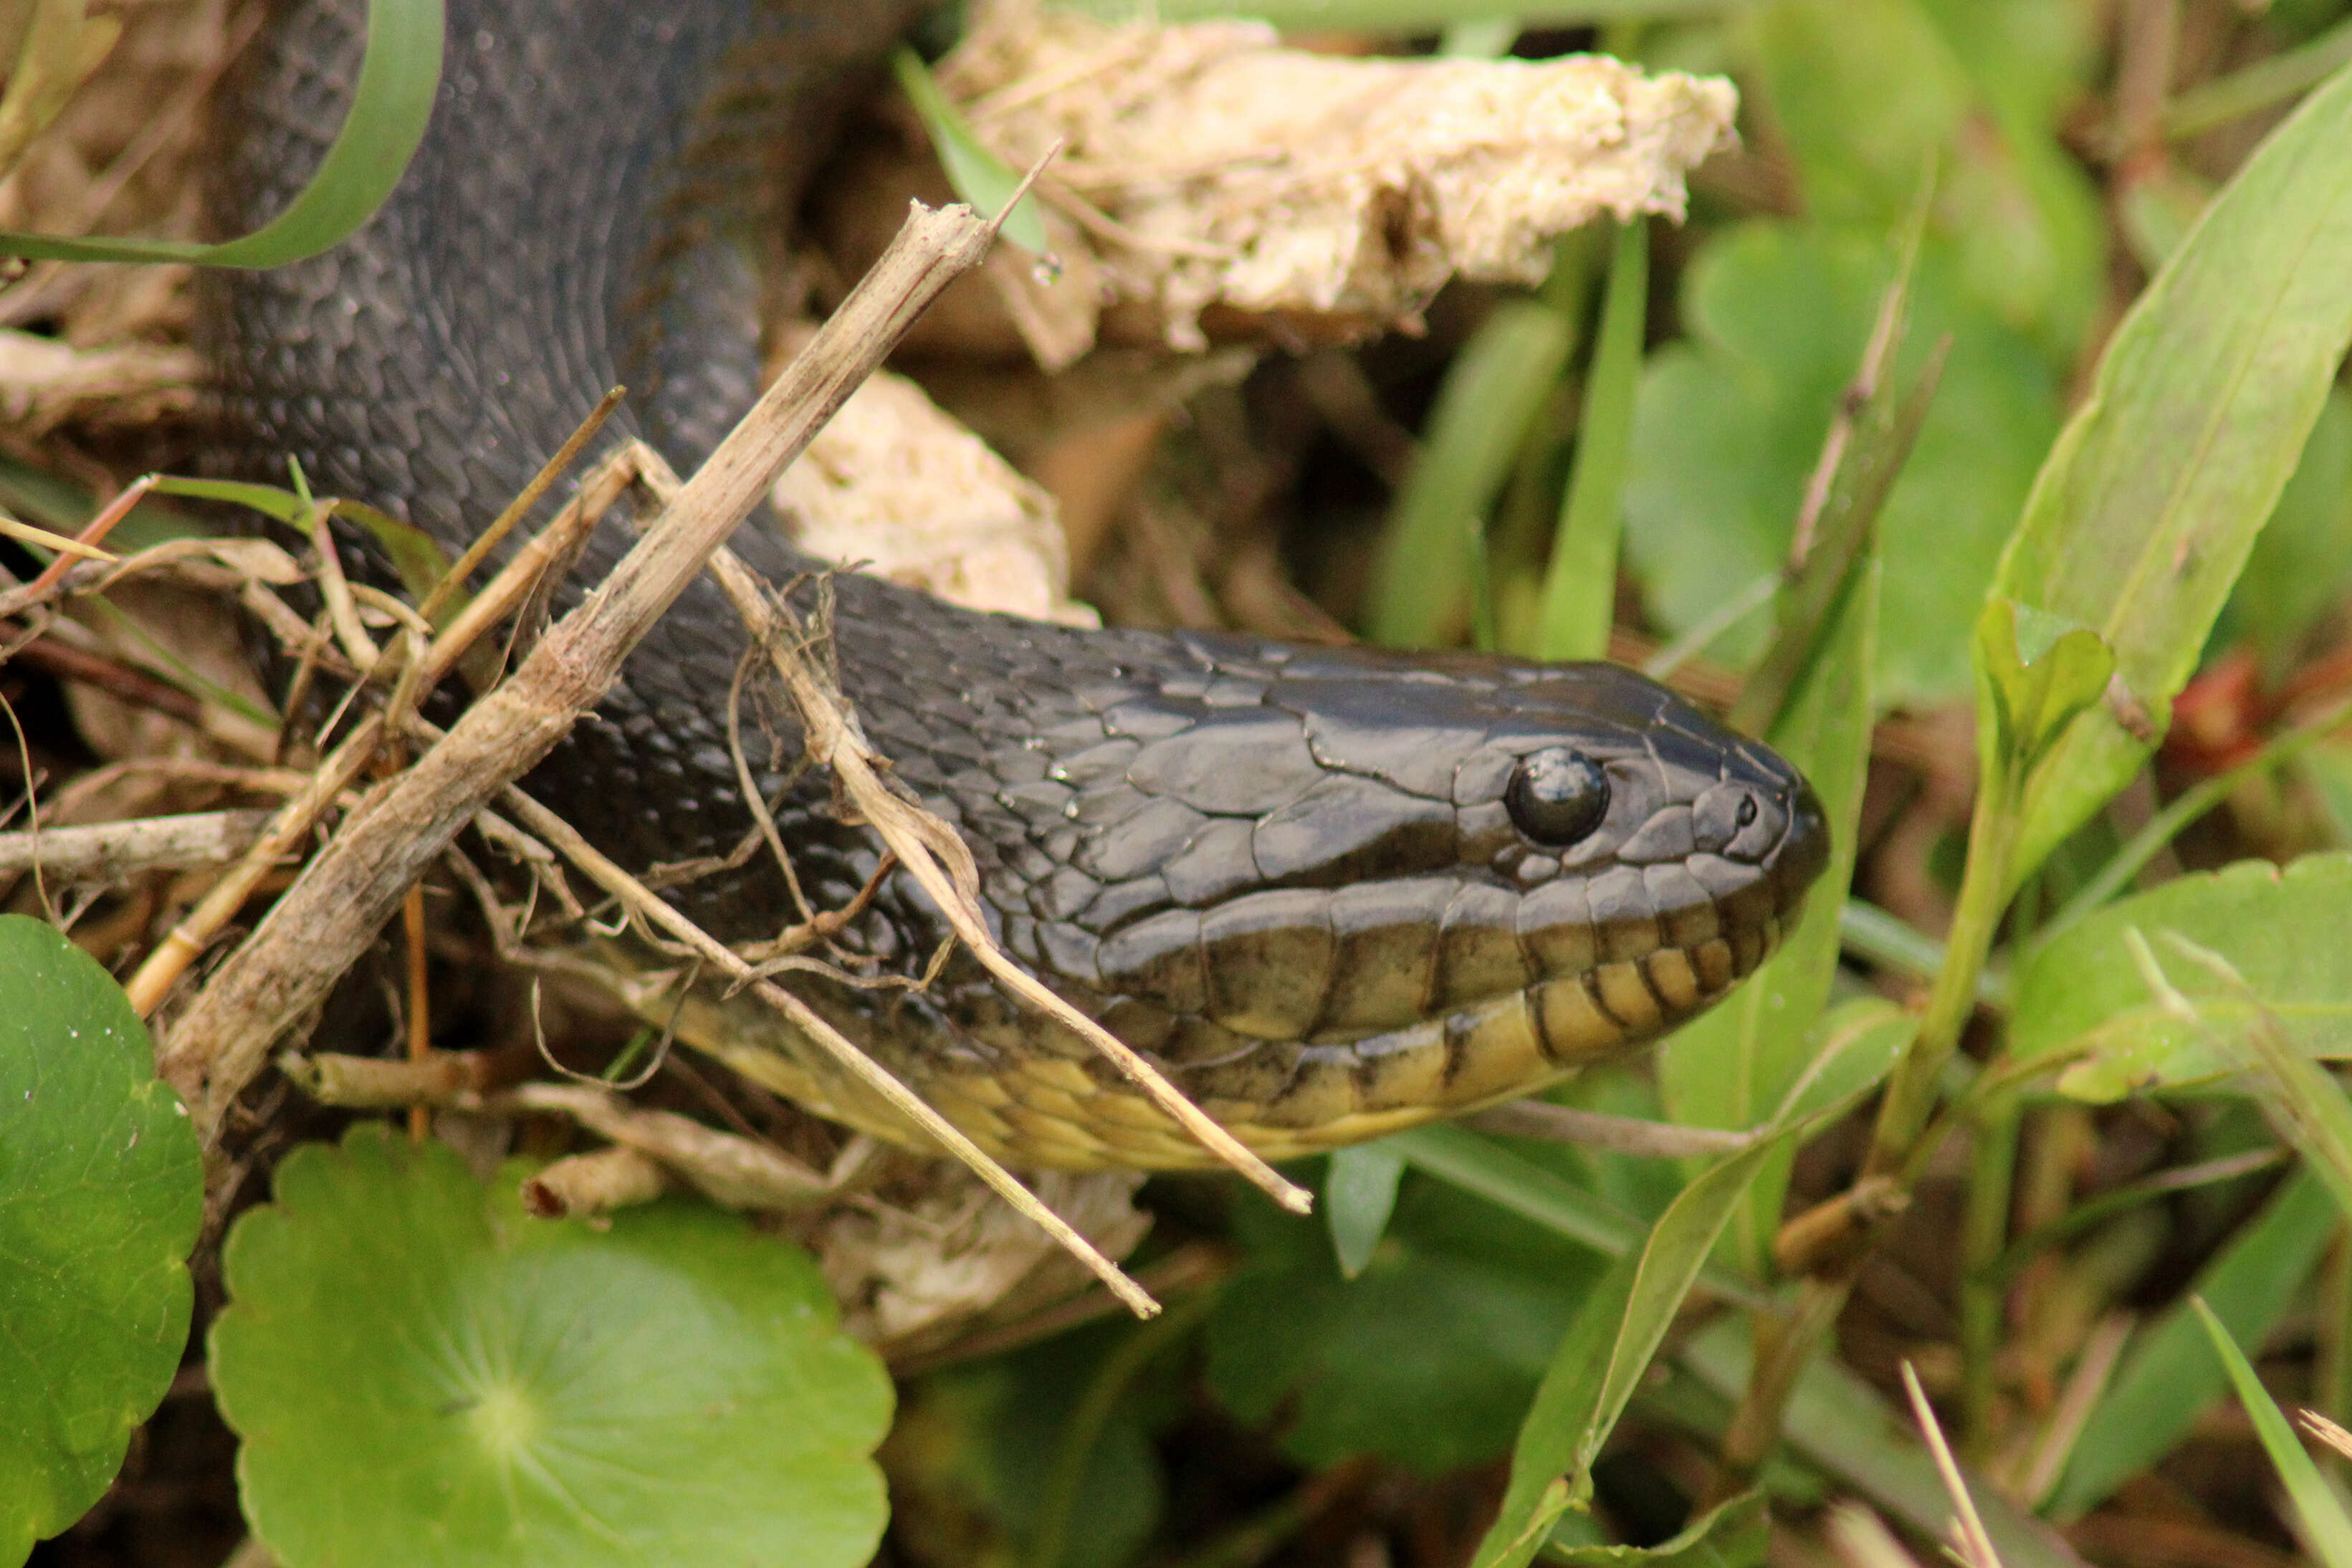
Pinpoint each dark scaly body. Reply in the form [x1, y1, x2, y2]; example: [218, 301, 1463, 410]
[205, 0, 1830, 1167]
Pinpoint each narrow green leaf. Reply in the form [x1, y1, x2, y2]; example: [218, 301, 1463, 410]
[890, 47, 1049, 255]
[1675, 1316, 2088, 1568]
[1994, 57, 2352, 890]
[2136, 928, 2352, 1226]
[1388, 1124, 1770, 1311]
[2164, 12, 2352, 141]
[1544, 1488, 1769, 1567]
[1475, 1099, 1860, 1568]
[1326, 1143, 1407, 1279]
[2010, 854, 2352, 1099]
[2048, 1169, 2337, 1518]
[0, 0, 444, 266]
[0, 917, 202, 1563]
[145, 475, 312, 525]
[1472, 1253, 1641, 1568]
[2192, 1297, 2352, 1568]
[1658, 540, 1878, 1275]
[1369, 302, 1574, 648]
[1536, 219, 1648, 662]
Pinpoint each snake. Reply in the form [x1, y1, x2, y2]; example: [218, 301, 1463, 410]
[204, 0, 1830, 1169]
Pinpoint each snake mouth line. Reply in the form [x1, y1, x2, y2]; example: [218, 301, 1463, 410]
[626, 798, 1822, 1171]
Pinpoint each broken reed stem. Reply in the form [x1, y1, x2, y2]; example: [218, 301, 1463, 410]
[156, 198, 1002, 1124]
[479, 775, 1162, 1317]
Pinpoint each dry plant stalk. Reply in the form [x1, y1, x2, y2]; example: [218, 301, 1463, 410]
[154, 196, 1005, 1126]
[521, 1146, 669, 1219]
[1900, 1362, 2005, 1568]
[0, 806, 271, 878]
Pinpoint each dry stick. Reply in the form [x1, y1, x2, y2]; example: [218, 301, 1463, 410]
[0, 808, 275, 879]
[479, 776, 1163, 1316]
[124, 431, 623, 1017]
[620, 451, 1312, 1213]
[416, 385, 627, 626]
[156, 197, 1010, 1134]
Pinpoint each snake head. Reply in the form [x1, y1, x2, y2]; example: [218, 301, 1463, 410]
[877, 631, 1831, 1165]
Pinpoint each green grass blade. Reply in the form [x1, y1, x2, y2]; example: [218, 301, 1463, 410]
[1993, 57, 2352, 891]
[2164, 14, 2352, 142]
[0, 0, 444, 266]
[2138, 928, 2352, 1225]
[890, 47, 1048, 254]
[1535, 219, 1647, 662]
[1325, 1142, 1407, 1279]
[1388, 1124, 1770, 1311]
[1475, 1090, 1875, 1568]
[2047, 1169, 2336, 1518]
[1368, 301, 1573, 648]
[2193, 1297, 2352, 1568]
[1656, 542, 1876, 1275]
[1675, 1317, 2088, 1568]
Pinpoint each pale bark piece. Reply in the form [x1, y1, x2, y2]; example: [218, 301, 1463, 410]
[941, 3, 1739, 349]
[770, 365, 1099, 626]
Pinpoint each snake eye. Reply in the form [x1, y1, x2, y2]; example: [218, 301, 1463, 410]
[1505, 747, 1610, 846]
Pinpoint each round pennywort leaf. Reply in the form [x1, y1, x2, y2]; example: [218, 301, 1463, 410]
[211, 1125, 892, 1568]
[0, 914, 202, 1564]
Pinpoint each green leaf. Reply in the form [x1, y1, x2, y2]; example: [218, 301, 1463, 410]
[1974, 596, 2116, 784]
[1536, 219, 1648, 662]
[889, 47, 1048, 255]
[1745, 0, 2103, 350]
[210, 1124, 892, 1568]
[1623, 223, 2060, 704]
[1371, 300, 1575, 648]
[0, 0, 443, 266]
[2011, 854, 2352, 1099]
[1545, 1489, 1769, 1567]
[2047, 1168, 2337, 1519]
[2224, 384, 2352, 681]
[1658, 535, 1878, 1276]
[1387, 1123, 1770, 1311]
[1473, 1094, 1867, 1568]
[1326, 1142, 1408, 1279]
[1675, 1316, 2088, 1568]
[1993, 58, 2352, 891]
[2193, 1297, 2352, 1568]
[892, 1320, 1172, 1568]
[0, 915, 202, 1564]
[1205, 1157, 1612, 1474]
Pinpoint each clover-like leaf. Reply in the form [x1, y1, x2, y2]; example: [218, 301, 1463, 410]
[1974, 597, 2117, 786]
[210, 1124, 892, 1568]
[0, 914, 202, 1566]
